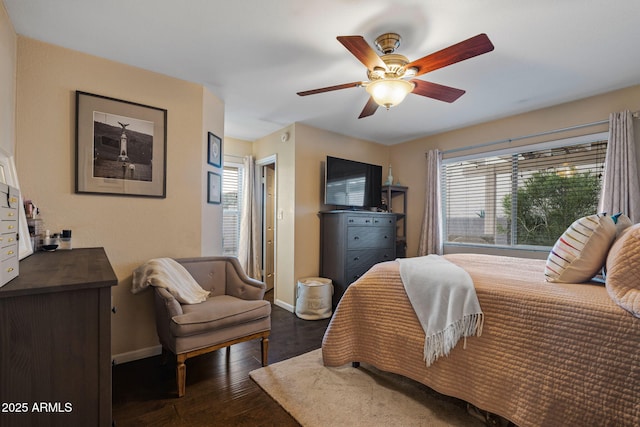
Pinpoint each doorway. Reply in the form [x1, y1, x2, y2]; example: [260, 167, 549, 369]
[257, 156, 277, 293]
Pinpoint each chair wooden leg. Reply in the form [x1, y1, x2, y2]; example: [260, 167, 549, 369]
[261, 336, 269, 367]
[176, 354, 187, 398]
[172, 331, 271, 396]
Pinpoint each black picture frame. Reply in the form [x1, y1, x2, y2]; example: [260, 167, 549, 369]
[75, 91, 167, 198]
[207, 171, 221, 204]
[207, 132, 222, 167]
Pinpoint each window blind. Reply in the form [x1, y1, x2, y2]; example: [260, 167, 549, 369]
[442, 137, 607, 248]
[222, 164, 243, 256]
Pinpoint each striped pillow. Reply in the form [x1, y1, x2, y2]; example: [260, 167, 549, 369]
[545, 214, 617, 283]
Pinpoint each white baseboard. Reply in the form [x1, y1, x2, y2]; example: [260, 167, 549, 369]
[275, 298, 294, 313]
[112, 344, 162, 365]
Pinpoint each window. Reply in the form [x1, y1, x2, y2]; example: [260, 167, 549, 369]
[442, 133, 607, 249]
[222, 163, 243, 256]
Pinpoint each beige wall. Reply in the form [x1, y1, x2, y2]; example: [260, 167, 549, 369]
[14, 37, 223, 361]
[249, 123, 390, 309]
[0, 2, 16, 155]
[391, 85, 640, 257]
[253, 124, 297, 308]
[201, 87, 225, 256]
[225, 136, 253, 160]
[224, 125, 390, 310]
[293, 123, 390, 287]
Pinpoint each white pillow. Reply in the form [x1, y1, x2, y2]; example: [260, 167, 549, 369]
[545, 214, 617, 283]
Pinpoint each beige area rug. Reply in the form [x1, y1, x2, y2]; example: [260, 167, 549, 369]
[250, 349, 485, 427]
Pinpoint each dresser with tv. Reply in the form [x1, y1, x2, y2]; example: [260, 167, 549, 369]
[320, 210, 396, 306]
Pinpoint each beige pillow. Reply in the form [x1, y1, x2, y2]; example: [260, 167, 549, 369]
[545, 214, 617, 283]
[613, 213, 633, 236]
[605, 224, 640, 318]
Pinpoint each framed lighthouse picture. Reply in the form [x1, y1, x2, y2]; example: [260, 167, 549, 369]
[75, 91, 167, 198]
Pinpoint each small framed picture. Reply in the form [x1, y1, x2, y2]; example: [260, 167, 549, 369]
[207, 171, 221, 204]
[207, 132, 222, 167]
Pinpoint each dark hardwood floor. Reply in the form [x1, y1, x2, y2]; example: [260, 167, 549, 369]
[112, 290, 330, 426]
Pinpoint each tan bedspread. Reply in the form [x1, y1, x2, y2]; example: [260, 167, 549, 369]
[322, 253, 640, 427]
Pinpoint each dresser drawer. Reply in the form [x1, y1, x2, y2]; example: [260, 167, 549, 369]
[0, 244, 17, 261]
[0, 233, 17, 247]
[347, 216, 375, 226]
[347, 226, 394, 249]
[0, 255, 18, 284]
[8, 187, 19, 209]
[346, 215, 395, 226]
[346, 248, 394, 269]
[372, 216, 394, 226]
[0, 185, 18, 208]
[346, 249, 380, 271]
[0, 220, 17, 234]
[346, 249, 394, 281]
[345, 263, 373, 284]
[0, 206, 17, 221]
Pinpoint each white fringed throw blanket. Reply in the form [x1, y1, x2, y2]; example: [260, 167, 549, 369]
[131, 258, 210, 304]
[397, 255, 483, 366]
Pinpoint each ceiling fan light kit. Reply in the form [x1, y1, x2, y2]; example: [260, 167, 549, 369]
[365, 78, 415, 109]
[297, 32, 494, 119]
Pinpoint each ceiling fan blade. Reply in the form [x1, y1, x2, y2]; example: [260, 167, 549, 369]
[297, 81, 362, 96]
[358, 97, 379, 119]
[337, 36, 387, 70]
[406, 33, 494, 77]
[411, 80, 466, 103]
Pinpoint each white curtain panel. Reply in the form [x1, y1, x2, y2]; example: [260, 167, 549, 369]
[238, 155, 262, 279]
[598, 110, 640, 223]
[418, 149, 443, 255]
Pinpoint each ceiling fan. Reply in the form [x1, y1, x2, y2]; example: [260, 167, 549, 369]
[297, 32, 494, 118]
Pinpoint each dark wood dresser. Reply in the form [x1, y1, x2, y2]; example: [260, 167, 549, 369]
[320, 211, 396, 306]
[0, 247, 117, 427]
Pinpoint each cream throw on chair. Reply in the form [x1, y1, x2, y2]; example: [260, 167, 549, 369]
[132, 257, 210, 304]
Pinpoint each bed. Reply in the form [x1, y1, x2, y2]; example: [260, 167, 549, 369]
[321, 253, 640, 427]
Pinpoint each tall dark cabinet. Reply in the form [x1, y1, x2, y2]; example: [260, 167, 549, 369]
[0, 248, 117, 427]
[320, 211, 396, 306]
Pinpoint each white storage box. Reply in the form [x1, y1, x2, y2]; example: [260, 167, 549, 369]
[295, 277, 333, 320]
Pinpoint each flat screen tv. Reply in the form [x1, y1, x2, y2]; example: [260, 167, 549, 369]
[325, 156, 382, 209]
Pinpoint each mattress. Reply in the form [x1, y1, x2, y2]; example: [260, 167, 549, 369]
[321, 253, 640, 427]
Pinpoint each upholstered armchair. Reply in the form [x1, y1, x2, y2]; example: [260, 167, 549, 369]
[153, 256, 271, 397]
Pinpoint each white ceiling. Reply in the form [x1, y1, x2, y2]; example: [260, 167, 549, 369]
[5, 0, 640, 145]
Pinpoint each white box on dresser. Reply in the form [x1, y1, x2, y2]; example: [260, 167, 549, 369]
[0, 182, 19, 287]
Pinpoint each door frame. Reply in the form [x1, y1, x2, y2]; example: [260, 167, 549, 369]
[256, 155, 277, 295]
